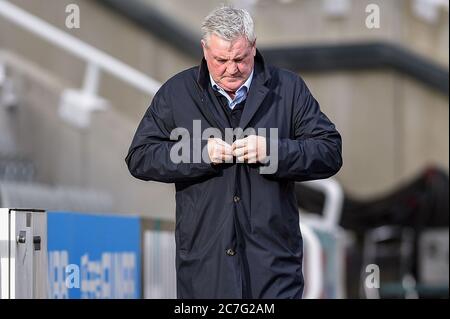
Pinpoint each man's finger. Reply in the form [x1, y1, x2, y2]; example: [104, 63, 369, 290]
[232, 138, 248, 150]
[247, 153, 257, 163]
[223, 145, 234, 155]
[233, 146, 247, 157]
[215, 138, 232, 147]
[222, 154, 234, 162]
[215, 140, 233, 154]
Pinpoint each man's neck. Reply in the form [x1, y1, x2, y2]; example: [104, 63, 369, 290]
[226, 90, 236, 99]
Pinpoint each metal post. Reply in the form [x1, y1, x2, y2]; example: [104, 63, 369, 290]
[0, 208, 48, 299]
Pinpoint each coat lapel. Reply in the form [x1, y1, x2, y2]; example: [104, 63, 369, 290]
[238, 50, 271, 130]
[195, 50, 271, 133]
[200, 91, 228, 134]
[195, 60, 227, 134]
[205, 86, 232, 130]
[238, 82, 269, 130]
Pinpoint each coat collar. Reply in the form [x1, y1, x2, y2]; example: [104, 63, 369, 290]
[197, 50, 272, 130]
[197, 49, 271, 91]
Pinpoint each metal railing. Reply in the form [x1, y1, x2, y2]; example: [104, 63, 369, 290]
[0, 0, 161, 96]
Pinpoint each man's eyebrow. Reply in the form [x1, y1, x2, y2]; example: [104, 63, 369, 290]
[235, 51, 250, 60]
[214, 51, 248, 60]
[214, 55, 228, 60]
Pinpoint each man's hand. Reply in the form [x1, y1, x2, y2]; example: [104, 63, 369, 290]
[232, 135, 267, 164]
[207, 138, 233, 164]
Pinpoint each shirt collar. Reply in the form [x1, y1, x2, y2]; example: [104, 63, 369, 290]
[209, 69, 254, 97]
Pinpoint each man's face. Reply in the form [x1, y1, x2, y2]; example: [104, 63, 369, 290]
[202, 34, 256, 93]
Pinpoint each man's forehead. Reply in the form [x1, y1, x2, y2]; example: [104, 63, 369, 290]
[208, 36, 252, 57]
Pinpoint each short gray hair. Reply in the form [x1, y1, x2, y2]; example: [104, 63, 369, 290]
[201, 6, 256, 45]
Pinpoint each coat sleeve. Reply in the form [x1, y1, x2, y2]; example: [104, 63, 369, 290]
[264, 76, 342, 181]
[125, 90, 218, 183]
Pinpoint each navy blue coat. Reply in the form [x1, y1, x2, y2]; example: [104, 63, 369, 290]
[126, 51, 342, 299]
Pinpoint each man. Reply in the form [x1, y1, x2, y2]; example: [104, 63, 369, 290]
[126, 6, 342, 299]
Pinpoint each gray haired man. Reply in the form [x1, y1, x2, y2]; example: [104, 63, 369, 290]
[126, 6, 342, 299]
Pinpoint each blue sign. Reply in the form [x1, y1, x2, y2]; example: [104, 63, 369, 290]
[47, 212, 141, 299]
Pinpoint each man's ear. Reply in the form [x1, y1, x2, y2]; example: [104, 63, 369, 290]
[252, 39, 257, 56]
[201, 39, 208, 59]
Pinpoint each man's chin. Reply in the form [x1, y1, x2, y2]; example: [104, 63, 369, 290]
[222, 81, 243, 91]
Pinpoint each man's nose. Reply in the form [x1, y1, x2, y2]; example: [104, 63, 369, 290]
[227, 62, 238, 75]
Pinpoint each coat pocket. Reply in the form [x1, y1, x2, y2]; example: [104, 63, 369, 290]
[175, 192, 188, 254]
[176, 191, 195, 255]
